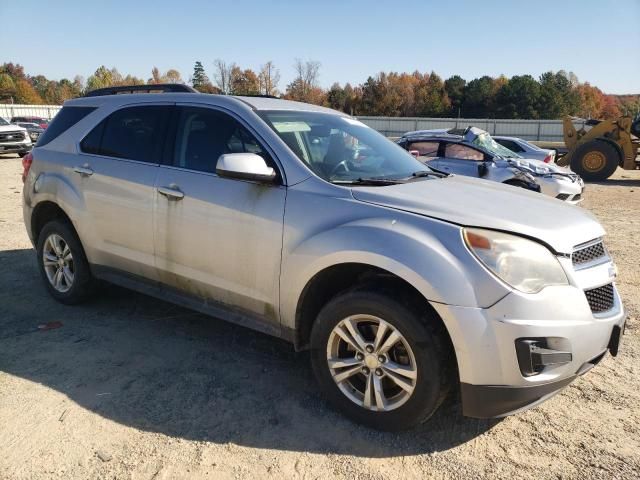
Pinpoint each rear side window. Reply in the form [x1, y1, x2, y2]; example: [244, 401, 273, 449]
[80, 106, 170, 163]
[35, 107, 96, 147]
[444, 143, 484, 161]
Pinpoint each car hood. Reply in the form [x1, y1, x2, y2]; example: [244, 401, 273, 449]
[497, 157, 573, 176]
[0, 124, 26, 133]
[350, 175, 603, 253]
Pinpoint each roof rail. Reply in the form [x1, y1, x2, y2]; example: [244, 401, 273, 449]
[235, 94, 280, 99]
[84, 83, 198, 97]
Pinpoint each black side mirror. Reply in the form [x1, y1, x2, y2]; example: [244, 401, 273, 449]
[478, 162, 488, 177]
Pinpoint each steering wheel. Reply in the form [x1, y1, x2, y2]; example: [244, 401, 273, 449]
[329, 160, 350, 177]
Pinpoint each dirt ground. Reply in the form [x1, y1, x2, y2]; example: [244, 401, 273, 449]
[0, 155, 638, 480]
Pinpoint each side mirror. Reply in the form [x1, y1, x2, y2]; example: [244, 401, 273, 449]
[409, 150, 420, 158]
[216, 153, 277, 183]
[478, 162, 488, 177]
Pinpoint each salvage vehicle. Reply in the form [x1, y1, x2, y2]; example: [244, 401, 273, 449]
[398, 127, 584, 204]
[23, 84, 625, 431]
[0, 117, 32, 157]
[492, 135, 555, 163]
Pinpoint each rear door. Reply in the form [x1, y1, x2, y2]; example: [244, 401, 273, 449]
[74, 104, 171, 280]
[438, 142, 486, 177]
[153, 104, 286, 331]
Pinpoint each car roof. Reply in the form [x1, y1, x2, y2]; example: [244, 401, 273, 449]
[492, 135, 524, 142]
[64, 92, 344, 115]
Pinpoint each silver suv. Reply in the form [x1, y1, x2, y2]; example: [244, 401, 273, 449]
[22, 85, 626, 431]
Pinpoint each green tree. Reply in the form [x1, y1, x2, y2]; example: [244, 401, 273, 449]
[0, 73, 16, 101]
[444, 75, 466, 117]
[538, 71, 580, 119]
[191, 61, 210, 91]
[495, 75, 541, 119]
[463, 76, 499, 118]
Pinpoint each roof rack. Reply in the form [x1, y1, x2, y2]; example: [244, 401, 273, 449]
[84, 83, 198, 97]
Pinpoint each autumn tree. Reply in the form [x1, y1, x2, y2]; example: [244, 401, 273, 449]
[258, 61, 280, 96]
[285, 59, 322, 103]
[230, 67, 260, 95]
[212, 59, 235, 94]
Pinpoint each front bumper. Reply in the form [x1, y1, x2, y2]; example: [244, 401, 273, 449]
[432, 282, 626, 418]
[0, 141, 32, 154]
[537, 176, 584, 204]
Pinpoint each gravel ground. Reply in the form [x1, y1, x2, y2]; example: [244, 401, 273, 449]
[0, 155, 638, 479]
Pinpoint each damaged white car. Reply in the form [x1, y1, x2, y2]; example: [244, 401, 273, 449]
[397, 127, 584, 204]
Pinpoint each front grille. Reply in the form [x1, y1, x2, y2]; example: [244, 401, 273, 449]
[584, 283, 614, 313]
[572, 241, 606, 266]
[0, 131, 26, 142]
[556, 193, 570, 201]
[572, 193, 582, 202]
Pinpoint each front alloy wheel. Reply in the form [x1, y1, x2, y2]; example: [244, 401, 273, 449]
[327, 315, 417, 412]
[310, 287, 452, 431]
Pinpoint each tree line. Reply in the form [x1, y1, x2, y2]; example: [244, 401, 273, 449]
[1, 60, 638, 120]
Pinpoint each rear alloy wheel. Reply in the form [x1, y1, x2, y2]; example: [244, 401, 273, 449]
[42, 233, 75, 293]
[36, 220, 95, 304]
[311, 288, 452, 431]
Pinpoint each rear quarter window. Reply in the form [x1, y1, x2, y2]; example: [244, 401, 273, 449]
[35, 107, 96, 147]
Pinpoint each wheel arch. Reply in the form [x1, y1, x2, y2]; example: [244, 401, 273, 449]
[292, 262, 456, 359]
[31, 201, 75, 244]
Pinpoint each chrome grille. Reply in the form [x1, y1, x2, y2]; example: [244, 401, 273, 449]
[584, 283, 614, 313]
[572, 241, 606, 267]
[0, 131, 26, 142]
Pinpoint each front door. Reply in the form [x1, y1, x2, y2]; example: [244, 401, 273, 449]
[153, 105, 286, 330]
[438, 142, 486, 177]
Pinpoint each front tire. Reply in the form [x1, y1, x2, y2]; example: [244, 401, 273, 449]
[36, 220, 95, 304]
[571, 140, 619, 181]
[310, 288, 453, 431]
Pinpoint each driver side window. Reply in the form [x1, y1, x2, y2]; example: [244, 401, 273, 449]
[444, 143, 484, 161]
[173, 107, 271, 174]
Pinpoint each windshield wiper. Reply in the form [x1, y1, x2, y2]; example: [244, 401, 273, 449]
[410, 170, 449, 178]
[332, 177, 406, 186]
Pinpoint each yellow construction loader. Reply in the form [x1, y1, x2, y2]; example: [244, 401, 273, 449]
[556, 115, 640, 181]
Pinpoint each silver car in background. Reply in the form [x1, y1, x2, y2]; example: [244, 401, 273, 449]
[22, 85, 625, 431]
[493, 135, 556, 163]
[398, 127, 584, 204]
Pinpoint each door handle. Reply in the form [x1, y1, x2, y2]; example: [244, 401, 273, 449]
[158, 186, 184, 200]
[73, 165, 93, 176]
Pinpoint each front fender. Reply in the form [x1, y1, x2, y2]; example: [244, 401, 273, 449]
[279, 209, 510, 330]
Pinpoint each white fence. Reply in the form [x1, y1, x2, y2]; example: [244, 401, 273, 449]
[1, 104, 580, 142]
[0, 104, 62, 120]
[356, 117, 585, 142]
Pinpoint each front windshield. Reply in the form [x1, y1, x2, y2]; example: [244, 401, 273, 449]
[258, 110, 431, 183]
[472, 132, 522, 159]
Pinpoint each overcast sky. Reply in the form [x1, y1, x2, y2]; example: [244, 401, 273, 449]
[2, 0, 639, 94]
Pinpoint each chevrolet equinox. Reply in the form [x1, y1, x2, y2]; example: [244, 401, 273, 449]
[22, 84, 626, 431]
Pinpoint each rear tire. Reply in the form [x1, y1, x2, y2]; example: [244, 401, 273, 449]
[571, 140, 619, 181]
[310, 288, 453, 431]
[36, 219, 95, 305]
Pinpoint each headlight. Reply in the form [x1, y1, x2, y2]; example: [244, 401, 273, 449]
[463, 228, 568, 293]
